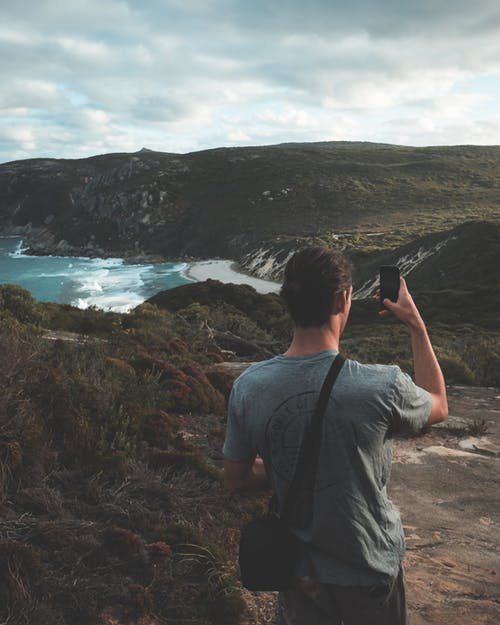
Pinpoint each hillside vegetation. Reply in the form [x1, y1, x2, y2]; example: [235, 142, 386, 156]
[1, 142, 499, 261]
[0, 285, 256, 625]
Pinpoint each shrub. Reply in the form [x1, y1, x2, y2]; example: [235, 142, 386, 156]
[208, 575, 246, 625]
[206, 368, 236, 401]
[466, 336, 500, 386]
[96, 404, 139, 457]
[104, 525, 141, 558]
[146, 541, 173, 559]
[43, 302, 121, 335]
[18, 486, 64, 516]
[141, 410, 181, 449]
[435, 348, 476, 385]
[0, 284, 47, 325]
[0, 322, 48, 503]
[148, 451, 221, 480]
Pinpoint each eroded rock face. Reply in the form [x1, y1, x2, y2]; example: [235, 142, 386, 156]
[239, 244, 296, 281]
[0, 152, 193, 259]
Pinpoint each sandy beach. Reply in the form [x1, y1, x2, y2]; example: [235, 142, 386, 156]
[185, 259, 281, 294]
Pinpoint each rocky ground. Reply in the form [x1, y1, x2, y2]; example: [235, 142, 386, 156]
[216, 379, 500, 625]
[395, 385, 500, 625]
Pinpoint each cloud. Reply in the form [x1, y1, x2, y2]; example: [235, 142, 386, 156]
[0, 79, 62, 109]
[1, 0, 500, 162]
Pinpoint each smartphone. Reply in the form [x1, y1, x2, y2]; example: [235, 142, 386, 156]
[379, 266, 400, 309]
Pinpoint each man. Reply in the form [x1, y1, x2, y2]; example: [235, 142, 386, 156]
[223, 247, 448, 625]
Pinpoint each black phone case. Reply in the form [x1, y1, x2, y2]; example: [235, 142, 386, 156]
[380, 266, 400, 308]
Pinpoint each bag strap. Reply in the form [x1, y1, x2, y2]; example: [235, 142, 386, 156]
[281, 354, 345, 523]
[309, 353, 346, 438]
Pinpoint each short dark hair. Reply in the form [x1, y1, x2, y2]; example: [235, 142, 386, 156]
[280, 247, 353, 327]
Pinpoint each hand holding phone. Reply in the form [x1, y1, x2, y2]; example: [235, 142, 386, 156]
[378, 273, 424, 330]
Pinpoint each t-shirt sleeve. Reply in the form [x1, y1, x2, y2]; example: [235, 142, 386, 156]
[222, 382, 255, 462]
[389, 368, 432, 435]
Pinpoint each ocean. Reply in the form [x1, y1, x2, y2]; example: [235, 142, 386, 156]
[0, 236, 192, 312]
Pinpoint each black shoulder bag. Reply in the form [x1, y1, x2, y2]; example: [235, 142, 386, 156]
[238, 354, 345, 591]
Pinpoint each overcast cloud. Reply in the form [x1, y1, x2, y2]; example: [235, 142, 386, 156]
[1, 0, 500, 162]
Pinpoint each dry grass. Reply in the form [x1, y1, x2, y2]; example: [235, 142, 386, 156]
[0, 539, 44, 606]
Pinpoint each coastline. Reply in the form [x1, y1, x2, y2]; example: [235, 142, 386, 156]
[184, 259, 281, 294]
[2, 234, 281, 304]
[1, 230, 283, 294]
[1, 236, 281, 312]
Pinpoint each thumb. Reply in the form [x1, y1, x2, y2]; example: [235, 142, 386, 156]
[382, 297, 398, 311]
[378, 298, 396, 318]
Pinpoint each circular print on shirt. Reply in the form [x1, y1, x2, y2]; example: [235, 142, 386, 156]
[265, 391, 356, 492]
[265, 390, 317, 483]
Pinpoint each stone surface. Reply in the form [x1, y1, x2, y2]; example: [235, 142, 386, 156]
[388, 385, 500, 624]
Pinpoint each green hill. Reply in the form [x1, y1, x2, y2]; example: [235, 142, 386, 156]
[1, 142, 499, 261]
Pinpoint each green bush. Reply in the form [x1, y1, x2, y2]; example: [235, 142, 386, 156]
[0, 321, 47, 503]
[0, 284, 47, 325]
[435, 349, 476, 385]
[466, 336, 500, 386]
[44, 302, 121, 335]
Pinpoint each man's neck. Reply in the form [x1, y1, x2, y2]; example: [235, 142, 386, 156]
[283, 325, 340, 357]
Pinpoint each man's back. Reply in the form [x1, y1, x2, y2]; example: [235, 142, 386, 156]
[224, 349, 431, 586]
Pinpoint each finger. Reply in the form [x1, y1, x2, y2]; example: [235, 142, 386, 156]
[382, 298, 398, 310]
[378, 309, 391, 318]
[379, 302, 394, 315]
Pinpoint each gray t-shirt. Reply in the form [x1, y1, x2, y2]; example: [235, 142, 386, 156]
[223, 350, 432, 586]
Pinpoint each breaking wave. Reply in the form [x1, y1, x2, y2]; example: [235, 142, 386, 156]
[0, 237, 191, 312]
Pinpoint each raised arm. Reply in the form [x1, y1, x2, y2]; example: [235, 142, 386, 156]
[380, 278, 448, 424]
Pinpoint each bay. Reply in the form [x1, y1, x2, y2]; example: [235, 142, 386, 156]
[0, 236, 192, 313]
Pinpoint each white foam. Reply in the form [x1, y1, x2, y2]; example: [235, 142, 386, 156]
[77, 279, 104, 293]
[67, 259, 172, 312]
[88, 257, 124, 267]
[7, 239, 29, 258]
[74, 291, 146, 313]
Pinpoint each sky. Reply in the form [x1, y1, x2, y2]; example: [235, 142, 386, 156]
[1, 0, 500, 163]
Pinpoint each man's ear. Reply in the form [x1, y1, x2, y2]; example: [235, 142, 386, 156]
[333, 289, 349, 314]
